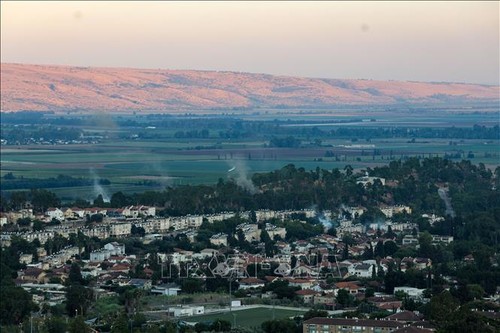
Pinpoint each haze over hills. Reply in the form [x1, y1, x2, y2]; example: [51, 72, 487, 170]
[1, 63, 499, 113]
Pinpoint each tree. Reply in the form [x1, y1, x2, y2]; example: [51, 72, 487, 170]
[32, 219, 45, 231]
[383, 241, 399, 256]
[111, 313, 129, 333]
[261, 318, 297, 333]
[0, 284, 37, 325]
[209, 319, 231, 332]
[374, 240, 385, 258]
[68, 316, 90, 333]
[67, 263, 83, 285]
[181, 278, 204, 294]
[336, 289, 352, 308]
[66, 284, 93, 317]
[93, 194, 105, 207]
[30, 189, 60, 213]
[418, 231, 434, 258]
[429, 291, 459, 325]
[303, 309, 328, 321]
[44, 316, 68, 333]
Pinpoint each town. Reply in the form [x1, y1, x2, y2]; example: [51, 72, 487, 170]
[1, 158, 499, 333]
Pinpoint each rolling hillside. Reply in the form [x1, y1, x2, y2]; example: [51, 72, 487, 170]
[1, 63, 498, 112]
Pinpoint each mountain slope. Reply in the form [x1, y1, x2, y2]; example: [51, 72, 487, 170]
[1, 63, 498, 112]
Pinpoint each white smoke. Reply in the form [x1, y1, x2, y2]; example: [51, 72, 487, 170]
[317, 210, 335, 231]
[438, 188, 456, 218]
[89, 168, 110, 202]
[227, 159, 256, 194]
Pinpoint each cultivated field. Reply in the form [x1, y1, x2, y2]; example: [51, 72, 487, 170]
[1, 111, 498, 201]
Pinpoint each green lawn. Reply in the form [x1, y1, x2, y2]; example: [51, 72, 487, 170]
[182, 307, 306, 328]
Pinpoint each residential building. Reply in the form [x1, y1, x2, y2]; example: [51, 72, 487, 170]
[210, 233, 228, 247]
[303, 317, 405, 333]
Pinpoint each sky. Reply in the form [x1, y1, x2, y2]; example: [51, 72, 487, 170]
[1, 1, 499, 85]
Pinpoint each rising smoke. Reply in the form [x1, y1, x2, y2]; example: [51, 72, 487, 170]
[438, 187, 456, 218]
[316, 210, 336, 231]
[227, 159, 257, 194]
[89, 168, 110, 202]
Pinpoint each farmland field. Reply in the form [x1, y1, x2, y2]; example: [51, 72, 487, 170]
[1, 110, 499, 201]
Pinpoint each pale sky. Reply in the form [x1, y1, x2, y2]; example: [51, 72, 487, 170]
[1, 1, 499, 85]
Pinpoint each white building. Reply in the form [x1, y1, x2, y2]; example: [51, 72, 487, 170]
[381, 205, 412, 218]
[394, 287, 425, 299]
[46, 208, 64, 221]
[237, 223, 260, 242]
[169, 305, 204, 317]
[90, 242, 125, 262]
[402, 235, 419, 246]
[104, 242, 125, 255]
[210, 233, 228, 247]
[110, 223, 131, 237]
[266, 223, 287, 240]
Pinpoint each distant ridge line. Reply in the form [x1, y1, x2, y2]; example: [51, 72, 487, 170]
[1, 63, 499, 113]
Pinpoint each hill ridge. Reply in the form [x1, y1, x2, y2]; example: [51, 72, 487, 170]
[1, 63, 498, 112]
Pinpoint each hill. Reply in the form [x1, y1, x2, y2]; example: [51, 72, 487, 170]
[1, 63, 498, 112]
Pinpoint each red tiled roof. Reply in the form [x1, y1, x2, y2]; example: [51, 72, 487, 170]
[239, 278, 265, 285]
[335, 281, 360, 289]
[386, 311, 422, 322]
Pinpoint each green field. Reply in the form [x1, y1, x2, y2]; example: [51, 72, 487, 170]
[181, 307, 306, 328]
[2, 136, 499, 202]
[1, 111, 499, 201]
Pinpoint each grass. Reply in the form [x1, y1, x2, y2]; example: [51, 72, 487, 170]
[181, 307, 306, 328]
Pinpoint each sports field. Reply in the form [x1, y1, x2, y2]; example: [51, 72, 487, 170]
[181, 306, 306, 328]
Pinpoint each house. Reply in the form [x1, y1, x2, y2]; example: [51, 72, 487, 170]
[18, 267, 47, 284]
[287, 278, 315, 289]
[152, 283, 181, 296]
[349, 263, 376, 278]
[90, 242, 125, 262]
[295, 289, 319, 304]
[238, 277, 266, 290]
[128, 278, 152, 290]
[237, 223, 261, 242]
[386, 310, 422, 322]
[394, 287, 425, 299]
[0, 215, 8, 226]
[380, 205, 412, 218]
[313, 293, 336, 307]
[193, 248, 219, 259]
[431, 235, 453, 244]
[110, 263, 131, 273]
[303, 318, 404, 333]
[104, 242, 126, 255]
[19, 253, 33, 264]
[402, 235, 419, 246]
[265, 223, 287, 240]
[413, 258, 432, 270]
[46, 208, 64, 221]
[335, 281, 362, 295]
[210, 233, 228, 247]
[368, 296, 403, 312]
